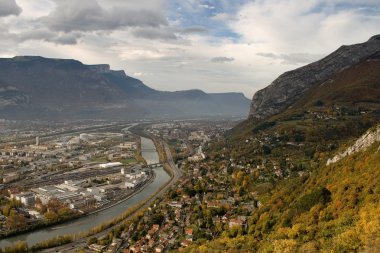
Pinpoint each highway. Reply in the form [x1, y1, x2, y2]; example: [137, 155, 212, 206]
[40, 137, 182, 253]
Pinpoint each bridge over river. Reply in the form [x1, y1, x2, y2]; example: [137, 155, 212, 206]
[146, 163, 161, 168]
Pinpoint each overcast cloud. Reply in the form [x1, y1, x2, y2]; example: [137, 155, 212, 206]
[0, 0, 22, 17]
[40, 0, 168, 32]
[211, 57, 235, 63]
[0, 0, 379, 97]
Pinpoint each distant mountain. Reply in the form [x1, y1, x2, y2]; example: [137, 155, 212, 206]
[250, 35, 380, 119]
[0, 81, 29, 109]
[0, 56, 250, 120]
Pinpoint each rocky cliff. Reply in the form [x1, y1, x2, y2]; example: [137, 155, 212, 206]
[327, 124, 380, 165]
[249, 35, 380, 119]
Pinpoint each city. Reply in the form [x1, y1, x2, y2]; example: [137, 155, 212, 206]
[0, 1, 379, 252]
[0, 119, 244, 252]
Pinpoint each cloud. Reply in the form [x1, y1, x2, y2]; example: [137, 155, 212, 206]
[231, 0, 380, 52]
[133, 72, 143, 77]
[181, 26, 208, 34]
[211, 12, 237, 22]
[0, 0, 22, 17]
[200, 4, 215, 10]
[211, 56, 235, 63]
[256, 52, 325, 65]
[46, 33, 80, 45]
[12, 28, 80, 45]
[132, 27, 178, 41]
[117, 47, 169, 60]
[40, 0, 168, 32]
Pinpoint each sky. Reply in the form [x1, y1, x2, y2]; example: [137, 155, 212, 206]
[0, 0, 379, 98]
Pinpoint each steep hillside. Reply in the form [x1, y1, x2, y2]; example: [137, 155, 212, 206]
[250, 35, 380, 119]
[221, 52, 380, 179]
[184, 39, 380, 252]
[186, 139, 380, 252]
[327, 124, 380, 165]
[291, 51, 380, 112]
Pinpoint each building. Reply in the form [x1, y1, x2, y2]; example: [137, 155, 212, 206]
[125, 179, 138, 189]
[69, 197, 96, 210]
[118, 142, 137, 150]
[32, 186, 82, 204]
[125, 172, 145, 180]
[228, 216, 247, 229]
[14, 192, 36, 206]
[28, 210, 42, 219]
[99, 162, 123, 169]
[121, 167, 132, 175]
[3, 172, 20, 183]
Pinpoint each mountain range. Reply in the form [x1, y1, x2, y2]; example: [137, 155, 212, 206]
[0, 56, 250, 120]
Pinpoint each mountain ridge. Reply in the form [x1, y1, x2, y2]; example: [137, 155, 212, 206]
[249, 35, 380, 119]
[0, 56, 251, 120]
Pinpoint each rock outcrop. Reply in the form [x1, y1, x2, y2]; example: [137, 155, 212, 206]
[327, 124, 380, 165]
[249, 35, 380, 119]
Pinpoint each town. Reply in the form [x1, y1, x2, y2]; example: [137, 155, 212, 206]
[0, 119, 246, 252]
[0, 118, 306, 252]
[0, 121, 154, 238]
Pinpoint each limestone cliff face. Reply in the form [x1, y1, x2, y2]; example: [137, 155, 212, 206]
[249, 35, 380, 119]
[327, 124, 380, 165]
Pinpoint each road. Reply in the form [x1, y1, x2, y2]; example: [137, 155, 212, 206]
[41, 137, 182, 253]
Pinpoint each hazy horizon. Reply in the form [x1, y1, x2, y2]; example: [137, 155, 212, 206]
[0, 0, 379, 97]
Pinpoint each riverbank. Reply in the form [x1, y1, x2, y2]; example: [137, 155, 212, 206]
[36, 136, 182, 252]
[0, 164, 154, 241]
[0, 136, 171, 250]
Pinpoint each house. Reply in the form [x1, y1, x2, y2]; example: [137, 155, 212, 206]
[152, 224, 160, 231]
[228, 216, 247, 229]
[168, 201, 183, 208]
[146, 229, 156, 240]
[148, 239, 155, 247]
[185, 228, 193, 236]
[206, 201, 222, 208]
[155, 245, 165, 253]
[181, 239, 192, 247]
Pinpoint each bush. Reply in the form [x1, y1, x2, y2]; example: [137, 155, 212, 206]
[293, 187, 331, 214]
[253, 121, 276, 133]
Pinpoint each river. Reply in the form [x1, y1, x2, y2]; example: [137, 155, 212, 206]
[0, 137, 170, 249]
